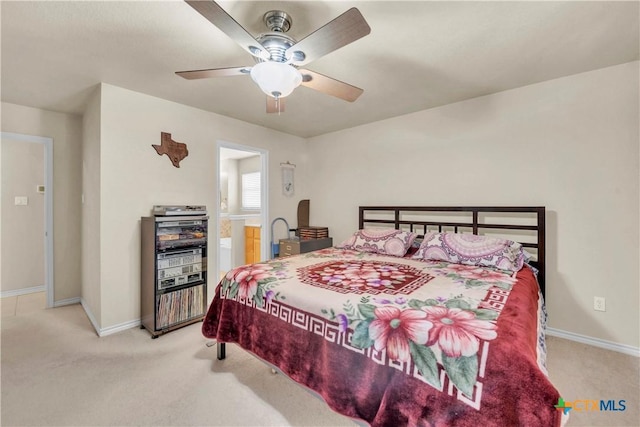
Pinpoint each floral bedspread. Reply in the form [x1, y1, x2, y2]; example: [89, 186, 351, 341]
[203, 248, 561, 427]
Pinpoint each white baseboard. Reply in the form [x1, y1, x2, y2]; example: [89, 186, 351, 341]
[99, 318, 141, 337]
[80, 298, 101, 336]
[2, 288, 81, 309]
[80, 298, 141, 337]
[547, 327, 640, 358]
[1, 285, 45, 298]
[53, 297, 81, 307]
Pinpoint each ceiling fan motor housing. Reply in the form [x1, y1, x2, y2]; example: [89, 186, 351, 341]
[263, 10, 291, 33]
[256, 11, 300, 63]
[256, 32, 297, 63]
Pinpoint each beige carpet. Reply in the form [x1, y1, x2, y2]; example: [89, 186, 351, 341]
[1, 302, 638, 426]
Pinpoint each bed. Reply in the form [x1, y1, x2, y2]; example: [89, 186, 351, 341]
[202, 206, 562, 426]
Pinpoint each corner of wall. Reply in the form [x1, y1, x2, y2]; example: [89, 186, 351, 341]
[81, 86, 103, 328]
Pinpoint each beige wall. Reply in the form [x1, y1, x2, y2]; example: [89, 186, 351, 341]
[0, 139, 45, 291]
[81, 88, 102, 323]
[94, 83, 307, 331]
[0, 135, 2, 283]
[306, 61, 640, 349]
[227, 158, 239, 214]
[0, 102, 82, 303]
[219, 158, 231, 213]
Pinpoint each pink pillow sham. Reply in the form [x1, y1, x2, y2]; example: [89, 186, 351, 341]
[411, 232, 526, 273]
[337, 228, 417, 257]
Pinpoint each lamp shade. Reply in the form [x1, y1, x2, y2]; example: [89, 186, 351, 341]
[250, 62, 302, 99]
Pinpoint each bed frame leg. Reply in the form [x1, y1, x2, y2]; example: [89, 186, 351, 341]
[217, 342, 226, 360]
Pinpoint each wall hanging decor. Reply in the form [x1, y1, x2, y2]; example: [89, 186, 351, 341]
[280, 161, 295, 196]
[153, 132, 189, 168]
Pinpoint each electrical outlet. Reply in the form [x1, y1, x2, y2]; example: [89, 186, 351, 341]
[594, 296, 606, 312]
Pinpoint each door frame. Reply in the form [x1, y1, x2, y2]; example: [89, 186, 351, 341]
[215, 140, 269, 275]
[1, 131, 54, 308]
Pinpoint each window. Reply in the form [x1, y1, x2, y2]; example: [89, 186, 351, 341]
[241, 172, 261, 210]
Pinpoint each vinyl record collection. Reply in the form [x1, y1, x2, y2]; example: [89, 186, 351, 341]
[156, 284, 205, 329]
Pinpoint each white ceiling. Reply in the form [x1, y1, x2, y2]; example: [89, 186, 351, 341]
[220, 146, 258, 160]
[1, 1, 638, 138]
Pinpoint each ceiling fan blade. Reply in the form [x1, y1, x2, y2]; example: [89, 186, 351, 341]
[299, 69, 363, 102]
[285, 8, 371, 66]
[266, 96, 286, 114]
[176, 66, 252, 80]
[184, 0, 269, 60]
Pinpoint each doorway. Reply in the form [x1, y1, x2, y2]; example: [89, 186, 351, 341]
[216, 141, 268, 281]
[0, 132, 54, 309]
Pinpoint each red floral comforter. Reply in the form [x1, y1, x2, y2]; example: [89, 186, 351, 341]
[202, 248, 561, 427]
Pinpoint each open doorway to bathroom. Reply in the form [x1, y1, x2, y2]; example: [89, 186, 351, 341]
[216, 141, 268, 281]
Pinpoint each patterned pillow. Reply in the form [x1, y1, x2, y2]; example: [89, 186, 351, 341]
[411, 232, 526, 273]
[337, 228, 417, 257]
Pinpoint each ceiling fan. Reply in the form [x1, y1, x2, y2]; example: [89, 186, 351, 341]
[176, 0, 371, 113]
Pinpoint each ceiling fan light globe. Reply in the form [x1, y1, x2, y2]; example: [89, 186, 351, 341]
[250, 62, 302, 99]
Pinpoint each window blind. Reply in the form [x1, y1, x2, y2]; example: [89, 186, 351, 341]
[242, 172, 261, 210]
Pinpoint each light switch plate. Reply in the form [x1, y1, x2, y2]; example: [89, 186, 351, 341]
[14, 196, 28, 206]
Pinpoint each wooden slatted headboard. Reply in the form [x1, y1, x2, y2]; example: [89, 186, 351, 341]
[359, 206, 546, 297]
